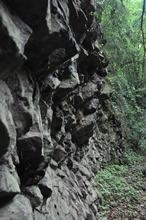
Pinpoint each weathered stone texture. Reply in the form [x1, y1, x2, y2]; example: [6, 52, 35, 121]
[0, 0, 125, 219]
[0, 0, 32, 79]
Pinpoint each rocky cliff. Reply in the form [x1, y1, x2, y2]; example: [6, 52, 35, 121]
[0, 0, 125, 219]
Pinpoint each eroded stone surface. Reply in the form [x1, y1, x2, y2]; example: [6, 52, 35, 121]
[0, 194, 33, 220]
[0, 0, 125, 219]
[0, 165, 20, 199]
[0, 81, 16, 158]
[0, 0, 32, 79]
[22, 185, 43, 208]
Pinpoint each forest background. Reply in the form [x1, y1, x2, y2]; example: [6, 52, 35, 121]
[95, 0, 146, 150]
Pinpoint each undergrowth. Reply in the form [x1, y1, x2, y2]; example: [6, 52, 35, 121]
[95, 148, 146, 219]
[121, 148, 146, 166]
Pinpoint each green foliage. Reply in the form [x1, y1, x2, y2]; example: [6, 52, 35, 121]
[95, 149, 146, 217]
[122, 148, 146, 166]
[98, 0, 146, 74]
[96, 164, 140, 210]
[108, 72, 146, 149]
[94, 0, 146, 150]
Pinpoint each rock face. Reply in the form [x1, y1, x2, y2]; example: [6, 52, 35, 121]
[0, 0, 125, 219]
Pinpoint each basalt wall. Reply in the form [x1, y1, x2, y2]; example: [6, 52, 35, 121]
[0, 0, 125, 219]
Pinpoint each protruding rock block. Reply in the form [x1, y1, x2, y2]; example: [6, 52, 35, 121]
[83, 99, 100, 115]
[72, 114, 95, 146]
[17, 132, 44, 162]
[6, 72, 41, 137]
[68, 0, 87, 42]
[6, 0, 79, 78]
[23, 185, 43, 208]
[0, 194, 33, 220]
[0, 165, 20, 199]
[0, 81, 16, 157]
[53, 145, 66, 162]
[82, 81, 98, 101]
[38, 167, 54, 197]
[53, 62, 80, 100]
[0, 120, 10, 157]
[0, 0, 32, 79]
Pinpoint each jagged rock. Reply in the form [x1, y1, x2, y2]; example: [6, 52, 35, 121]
[34, 210, 53, 220]
[78, 164, 92, 179]
[54, 64, 80, 100]
[68, 0, 87, 42]
[59, 68, 80, 90]
[4, 0, 47, 28]
[6, 0, 79, 78]
[51, 107, 64, 136]
[71, 92, 84, 107]
[65, 114, 77, 130]
[46, 75, 61, 90]
[0, 165, 20, 199]
[17, 131, 44, 162]
[38, 167, 54, 197]
[82, 81, 98, 101]
[50, 159, 58, 170]
[0, 0, 125, 219]
[6, 72, 34, 136]
[0, 0, 32, 79]
[0, 81, 16, 157]
[83, 31, 98, 51]
[0, 119, 10, 157]
[0, 194, 33, 220]
[53, 145, 67, 163]
[23, 185, 43, 208]
[72, 114, 95, 146]
[16, 131, 44, 186]
[39, 100, 54, 168]
[83, 98, 100, 115]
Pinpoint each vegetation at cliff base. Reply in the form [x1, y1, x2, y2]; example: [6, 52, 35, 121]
[96, 149, 146, 219]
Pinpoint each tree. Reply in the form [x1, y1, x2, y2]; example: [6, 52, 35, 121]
[95, 0, 146, 149]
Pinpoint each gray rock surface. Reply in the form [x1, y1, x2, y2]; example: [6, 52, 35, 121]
[0, 165, 20, 198]
[0, 0, 32, 79]
[0, 194, 33, 220]
[0, 0, 125, 219]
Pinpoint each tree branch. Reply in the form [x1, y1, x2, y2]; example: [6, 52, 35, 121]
[140, 0, 145, 30]
[140, 0, 146, 71]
